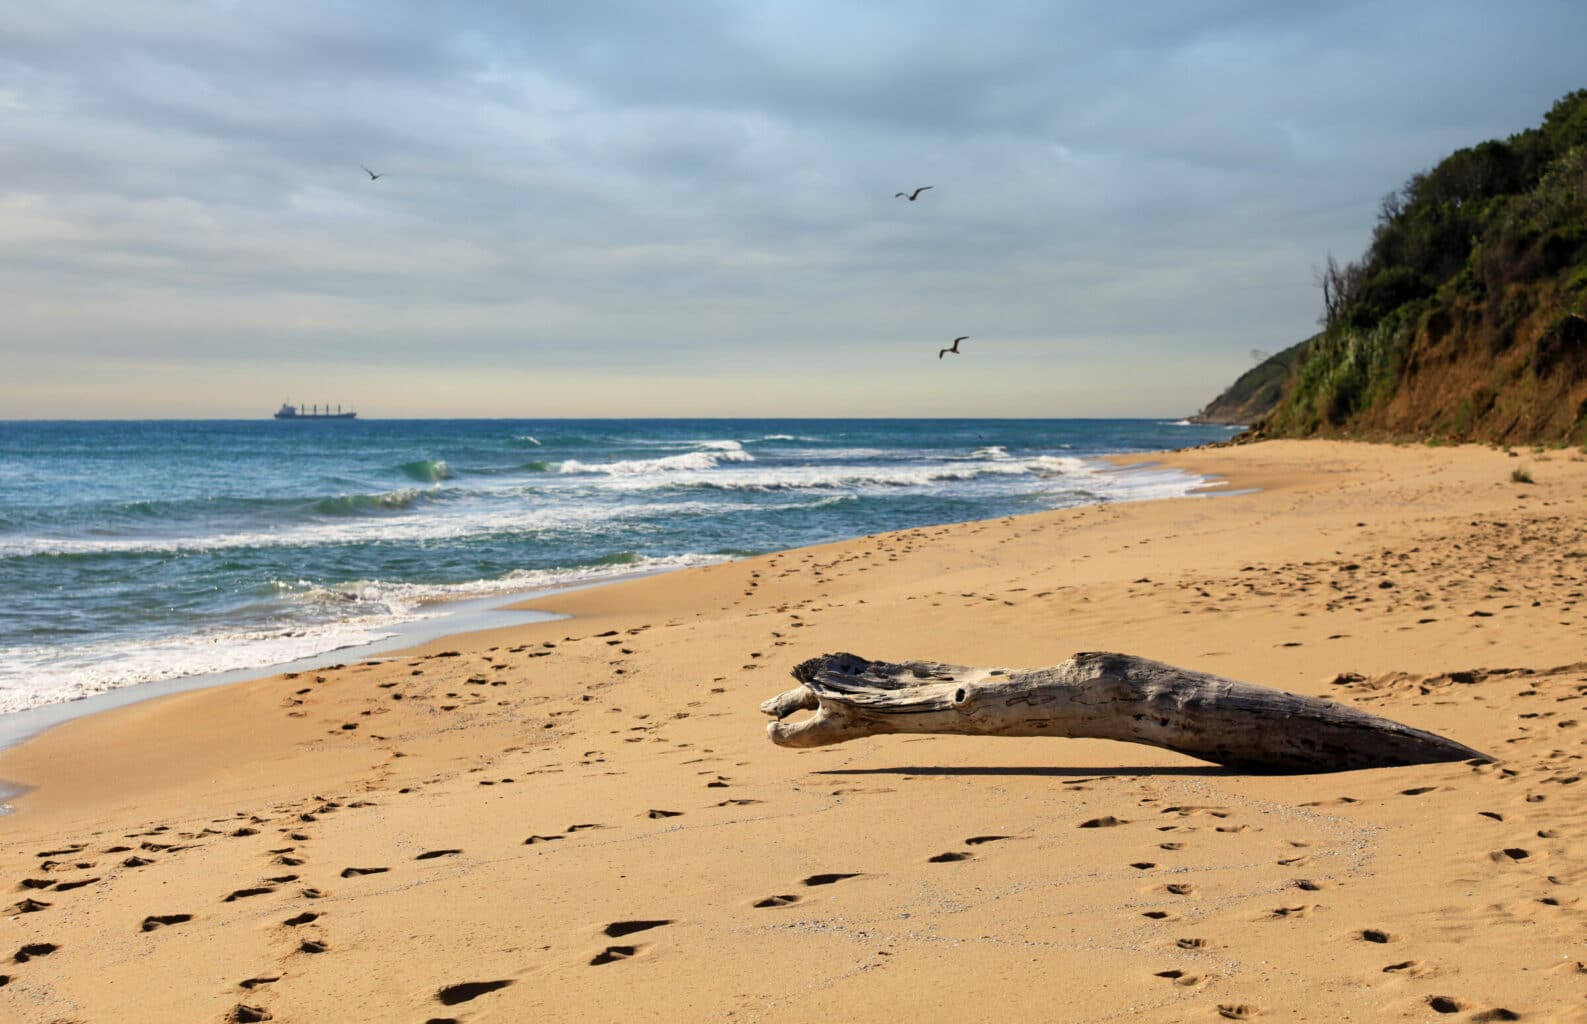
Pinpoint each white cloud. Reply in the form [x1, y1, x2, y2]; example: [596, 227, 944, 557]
[0, 0, 1583, 416]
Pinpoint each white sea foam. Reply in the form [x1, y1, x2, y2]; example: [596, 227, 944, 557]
[587, 453, 1094, 492]
[0, 554, 728, 715]
[0, 491, 869, 558]
[558, 444, 755, 476]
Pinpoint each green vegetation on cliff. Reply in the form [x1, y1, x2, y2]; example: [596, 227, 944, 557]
[1258, 90, 1587, 444]
[1191, 338, 1312, 425]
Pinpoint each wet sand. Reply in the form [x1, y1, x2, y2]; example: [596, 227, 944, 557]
[2, 439, 1585, 1022]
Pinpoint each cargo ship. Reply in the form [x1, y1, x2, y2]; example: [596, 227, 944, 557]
[273, 402, 357, 420]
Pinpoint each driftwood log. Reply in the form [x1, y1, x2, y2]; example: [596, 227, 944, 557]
[761, 652, 1489, 772]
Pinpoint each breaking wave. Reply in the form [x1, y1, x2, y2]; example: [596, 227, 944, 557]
[399, 459, 452, 483]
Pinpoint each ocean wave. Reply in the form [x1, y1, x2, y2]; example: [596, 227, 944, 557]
[0, 553, 731, 715]
[313, 488, 426, 516]
[0, 494, 852, 558]
[454, 461, 550, 475]
[399, 458, 452, 483]
[558, 445, 756, 476]
[589, 454, 1093, 492]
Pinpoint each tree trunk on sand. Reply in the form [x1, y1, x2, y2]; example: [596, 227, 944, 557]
[760, 652, 1489, 773]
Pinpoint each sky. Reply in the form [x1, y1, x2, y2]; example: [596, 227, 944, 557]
[1, 1, 1584, 419]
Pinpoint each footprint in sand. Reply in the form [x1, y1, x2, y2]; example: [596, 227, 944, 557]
[1269, 905, 1315, 919]
[416, 849, 462, 860]
[754, 894, 801, 908]
[223, 887, 275, 902]
[1177, 937, 1209, 949]
[1165, 882, 1198, 896]
[928, 851, 974, 863]
[647, 809, 684, 819]
[1218, 1005, 1261, 1020]
[14, 898, 50, 914]
[1153, 969, 1209, 988]
[1162, 805, 1231, 819]
[230, 1004, 273, 1022]
[1470, 1010, 1522, 1022]
[1490, 848, 1531, 862]
[524, 835, 565, 845]
[1382, 960, 1430, 976]
[299, 939, 329, 954]
[141, 914, 193, 931]
[1141, 910, 1179, 921]
[589, 945, 637, 965]
[1079, 816, 1128, 829]
[1427, 996, 1468, 1014]
[1360, 928, 1400, 943]
[603, 920, 672, 938]
[802, 873, 862, 886]
[283, 912, 319, 927]
[965, 835, 1011, 845]
[238, 977, 280, 990]
[14, 942, 60, 963]
[436, 980, 514, 1005]
[339, 866, 389, 878]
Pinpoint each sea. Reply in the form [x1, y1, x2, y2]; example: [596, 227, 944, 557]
[0, 418, 1240, 718]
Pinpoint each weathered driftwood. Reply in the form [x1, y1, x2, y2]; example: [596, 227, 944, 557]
[761, 651, 1489, 772]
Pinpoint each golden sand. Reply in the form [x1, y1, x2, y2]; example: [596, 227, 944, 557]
[2, 439, 1585, 1022]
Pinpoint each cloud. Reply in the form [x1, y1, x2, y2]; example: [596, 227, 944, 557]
[1, 1, 1584, 416]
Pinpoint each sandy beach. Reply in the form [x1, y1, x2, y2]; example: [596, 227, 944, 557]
[3, 438, 1586, 1023]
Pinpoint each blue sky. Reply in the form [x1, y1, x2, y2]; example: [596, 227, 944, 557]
[1, 1, 1583, 417]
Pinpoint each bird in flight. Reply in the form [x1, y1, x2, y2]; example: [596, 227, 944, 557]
[939, 336, 968, 359]
[895, 186, 932, 201]
[361, 165, 384, 181]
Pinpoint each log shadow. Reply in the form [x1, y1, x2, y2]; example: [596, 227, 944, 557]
[816, 765, 1240, 778]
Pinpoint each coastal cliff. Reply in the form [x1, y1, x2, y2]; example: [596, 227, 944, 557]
[1189, 338, 1312, 425]
[1207, 91, 1587, 444]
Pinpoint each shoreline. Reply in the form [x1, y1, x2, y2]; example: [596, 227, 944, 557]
[4, 439, 1585, 1022]
[0, 589, 561, 758]
[0, 454, 1216, 760]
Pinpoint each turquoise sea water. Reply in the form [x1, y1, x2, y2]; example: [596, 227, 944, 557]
[0, 418, 1238, 715]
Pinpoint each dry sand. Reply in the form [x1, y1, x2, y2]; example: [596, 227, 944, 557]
[2, 439, 1586, 1023]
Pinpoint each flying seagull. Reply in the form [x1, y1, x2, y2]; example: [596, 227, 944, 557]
[895, 186, 932, 201]
[361, 164, 384, 181]
[939, 336, 968, 359]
